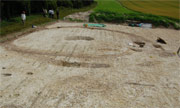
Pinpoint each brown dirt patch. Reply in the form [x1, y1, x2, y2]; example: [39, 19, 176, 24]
[56, 61, 110, 68]
[98, 48, 119, 51]
[65, 36, 94, 41]
[130, 48, 142, 52]
[125, 82, 155, 87]
[153, 44, 165, 50]
[2, 73, 12, 76]
[27, 72, 33, 75]
[134, 41, 145, 48]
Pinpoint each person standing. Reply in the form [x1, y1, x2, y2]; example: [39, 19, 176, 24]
[49, 9, 52, 18]
[21, 11, 26, 25]
[56, 8, 59, 19]
[51, 10, 54, 18]
[43, 9, 47, 17]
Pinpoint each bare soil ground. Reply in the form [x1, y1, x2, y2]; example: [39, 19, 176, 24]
[64, 11, 92, 22]
[0, 21, 180, 108]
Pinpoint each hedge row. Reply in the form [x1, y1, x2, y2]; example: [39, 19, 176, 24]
[89, 10, 180, 29]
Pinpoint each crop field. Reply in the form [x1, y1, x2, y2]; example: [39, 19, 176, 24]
[90, 0, 180, 29]
[120, 0, 180, 19]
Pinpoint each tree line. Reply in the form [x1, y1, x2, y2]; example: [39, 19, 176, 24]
[0, 0, 94, 20]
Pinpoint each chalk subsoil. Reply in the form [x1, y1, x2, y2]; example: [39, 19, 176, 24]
[0, 21, 180, 108]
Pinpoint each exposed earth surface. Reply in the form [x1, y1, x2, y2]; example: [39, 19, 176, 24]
[0, 21, 180, 108]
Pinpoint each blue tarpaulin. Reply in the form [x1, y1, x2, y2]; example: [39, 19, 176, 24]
[83, 23, 106, 27]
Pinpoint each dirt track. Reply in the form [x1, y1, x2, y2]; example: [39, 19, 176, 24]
[0, 21, 180, 108]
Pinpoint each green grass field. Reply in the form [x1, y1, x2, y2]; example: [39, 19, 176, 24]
[0, 15, 54, 37]
[94, 0, 133, 13]
[120, 0, 179, 19]
[90, 0, 179, 29]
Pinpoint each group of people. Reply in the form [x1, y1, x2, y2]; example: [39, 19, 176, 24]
[43, 8, 59, 19]
[21, 8, 60, 25]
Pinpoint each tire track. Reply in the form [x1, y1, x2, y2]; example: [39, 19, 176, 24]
[66, 44, 78, 62]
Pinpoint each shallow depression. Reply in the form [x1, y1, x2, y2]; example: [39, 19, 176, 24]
[65, 36, 94, 41]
